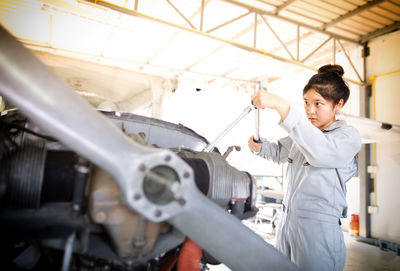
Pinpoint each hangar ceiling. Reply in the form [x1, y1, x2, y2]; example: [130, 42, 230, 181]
[0, 0, 399, 169]
[1, 0, 399, 90]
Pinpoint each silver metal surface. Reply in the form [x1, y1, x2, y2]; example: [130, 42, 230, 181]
[254, 83, 261, 142]
[89, 168, 167, 259]
[61, 233, 76, 271]
[254, 107, 261, 142]
[105, 112, 208, 151]
[203, 106, 253, 152]
[0, 26, 298, 270]
[194, 152, 252, 205]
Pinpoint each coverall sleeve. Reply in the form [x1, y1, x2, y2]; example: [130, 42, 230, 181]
[257, 136, 292, 164]
[279, 106, 361, 168]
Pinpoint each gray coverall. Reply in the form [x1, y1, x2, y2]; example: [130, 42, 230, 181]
[257, 106, 361, 271]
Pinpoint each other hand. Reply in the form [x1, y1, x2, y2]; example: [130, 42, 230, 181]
[248, 136, 262, 153]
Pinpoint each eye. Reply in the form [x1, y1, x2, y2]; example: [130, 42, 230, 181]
[304, 100, 309, 105]
[316, 102, 323, 106]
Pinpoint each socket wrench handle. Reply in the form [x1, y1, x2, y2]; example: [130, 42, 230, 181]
[253, 106, 261, 143]
[253, 81, 266, 143]
[203, 106, 253, 152]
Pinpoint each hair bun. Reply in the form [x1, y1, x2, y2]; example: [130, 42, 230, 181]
[318, 64, 344, 77]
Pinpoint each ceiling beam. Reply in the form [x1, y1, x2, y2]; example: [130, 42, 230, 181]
[359, 21, 400, 43]
[322, 0, 385, 30]
[220, 0, 359, 44]
[275, 0, 297, 15]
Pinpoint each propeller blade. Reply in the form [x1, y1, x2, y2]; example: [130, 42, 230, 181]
[169, 189, 298, 270]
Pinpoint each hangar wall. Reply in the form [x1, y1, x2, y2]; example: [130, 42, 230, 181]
[366, 31, 400, 243]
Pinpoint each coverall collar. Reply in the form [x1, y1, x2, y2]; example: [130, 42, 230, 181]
[322, 119, 347, 132]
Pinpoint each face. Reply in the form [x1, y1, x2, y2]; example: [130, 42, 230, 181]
[303, 89, 343, 130]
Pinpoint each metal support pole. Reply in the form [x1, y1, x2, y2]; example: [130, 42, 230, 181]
[359, 41, 371, 238]
[359, 143, 372, 238]
[200, 0, 204, 31]
[253, 12, 257, 48]
[296, 25, 300, 61]
[333, 38, 336, 64]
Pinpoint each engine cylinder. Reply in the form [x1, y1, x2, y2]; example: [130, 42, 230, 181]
[0, 137, 46, 208]
[179, 151, 257, 218]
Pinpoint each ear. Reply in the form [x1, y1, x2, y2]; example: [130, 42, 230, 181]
[335, 99, 344, 110]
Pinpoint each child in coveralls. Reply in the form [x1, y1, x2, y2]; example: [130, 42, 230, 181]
[248, 64, 361, 271]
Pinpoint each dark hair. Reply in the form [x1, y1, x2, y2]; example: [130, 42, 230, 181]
[303, 64, 350, 105]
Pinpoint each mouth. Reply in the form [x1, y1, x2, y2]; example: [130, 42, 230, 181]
[308, 117, 317, 122]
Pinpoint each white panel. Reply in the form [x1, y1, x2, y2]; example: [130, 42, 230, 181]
[367, 31, 400, 244]
[368, 31, 400, 77]
[375, 74, 400, 126]
[369, 31, 400, 125]
[370, 141, 400, 243]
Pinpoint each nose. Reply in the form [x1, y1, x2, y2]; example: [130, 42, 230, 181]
[306, 104, 316, 115]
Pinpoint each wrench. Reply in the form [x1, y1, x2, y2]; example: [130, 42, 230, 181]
[253, 81, 266, 143]
[202, 106, 253, 152]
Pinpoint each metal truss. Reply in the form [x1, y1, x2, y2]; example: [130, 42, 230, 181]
[86, 0, 381, 85]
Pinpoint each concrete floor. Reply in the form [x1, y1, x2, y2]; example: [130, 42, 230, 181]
[344, 233, 400, 271]
[208, 221, 400, 271]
